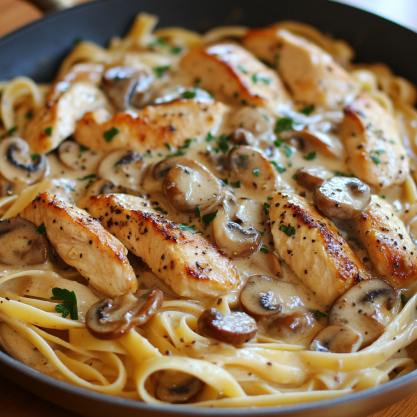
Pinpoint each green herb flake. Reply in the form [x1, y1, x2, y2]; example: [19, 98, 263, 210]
[271, 161, 286, 173]
[50, 287, 78, 320]
[292, 173, 298, 181]
[165, 143, 172, 151]
[401, 294, 408, 307]
[239, 154, 249, 160]
[202, 210, 218, 224]
[373, 149, 386, 155]
[205, 132, 214, 142]
[303, 151, 316, 161]
[382, 195, 386, 199]
[153, 65, 171, 78]
[196, 205, 201, 218]
[231, 180, 241, 189]
[373, 129, 383, 135]
[251, 73, 271, 85]
[36, 223, 46, 235]
[314, 310, 327, 318]
[7, 126, 18, 136]
[79, 144, 89, 152]
[274, 138, 283, 148]
[170, 46, 182, 55]
[267, 196, 273, 201]
[370, 155, 381, 165]
[216, 134, 230, 154]
[181, 90, 196, 99]
[103, 127, 119, 142]
[165, 150, 187, 158]
[179, 138, 196, 149]
[155, 207, 168, 215]
[25, 111, 33, 120]
[65, 184, 76, 193]
[260, 247, 269, 254]
[44, 127, 52, 136]
[77, 174, 96, 181]
[274, 117, 293, 134]
[279, 224, 295, 237]
[178, 224, 199, 234]
[263, 202, 271, 214]
[334, 171, 354, 177]
[31, 154, 40, 161]
[299, 104, 315, 115]
[237, 64, 248, 74]
[253, 168, 260, 177]
[283, 145, 292, 158]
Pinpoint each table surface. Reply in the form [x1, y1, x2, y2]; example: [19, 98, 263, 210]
[1, 0, 417, 416]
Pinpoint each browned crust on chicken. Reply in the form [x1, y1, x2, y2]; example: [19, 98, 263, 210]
[20, 192, 136, 296]
[86, 194, 240, 298]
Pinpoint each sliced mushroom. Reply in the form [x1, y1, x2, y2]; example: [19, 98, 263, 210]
[230, 128, 257, 146]
[328, 278, 399, 349]
[268, 311, 316, 341]
[240, 275, 304, 320]
[58, 140, 101, 171]
[102, 66, 154, 111]
[228, 107, 272, 137]
[212, 195, 261, 258]
[228, 146, 277, 192]
[198, 308, 257, 345]
[309, 324, 362, 353]
[86, 289, 163, 340]
[162, 158, 222, 213]
[296, 167, 333, 191]
[0, 217, 49, 265]
[0, 138, 47, 184]
[98, 149, 146, 190]
[313, 177, 371, 219]
[153, 371, 204, 404]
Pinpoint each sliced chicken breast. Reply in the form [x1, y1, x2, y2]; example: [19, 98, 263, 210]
[74, 99, 225, 153]
[340, 93, 409, 189]
[180, 43, 289, 110]
[20, 192, 137, 297]
[269, 192, 366, 306]
[244, 29, 355, 109]
[85, 193, 240, 299]
[354, 196, 417, 288]
[25, 64, 106, 154]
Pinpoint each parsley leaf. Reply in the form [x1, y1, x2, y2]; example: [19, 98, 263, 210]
[179, 138, 196, 149]
[77, 174, 96, 181]
[373, 149, 386, 155]
[178, 224, 200, 234]
[165, 143, 172, 151]
[155, 207, 168, 215]
[51, 287, 78, 320]
[401, 294, 408, 307]
[44, 127, 53, 136]
[205, 132, 215, 142]
[165, 150, 187, 158]
[196, 205, 201, 218]
[283, 145, 292, 158]
[216, 134, 231, 154]
[274, 117, 293, 134]
[314, 310, 327, 318]
[251, 73, 271, 85]
[25, 111, 33, 120]
[253, 168, 260, 177]
[299, 104, 315, 115]
[271, 161, 286, 173]
[237, 64, 248, 74]
[263, 202, 271, 214]
[36, 223, 46, 235]
[274, 138, 283, 147]
[181, 90, 197, 99]
[7, 126, 18, 136]
[103, 127, 119, 142]
[279, 224, 295, 236]
[153, 65, 171, 78]
[260, 247, 269, 254]
[303, 151, 316, 161]
[31, 154, 40, 161]
[202, 211, 218, 224]
[239, 154, 249, 160]
[370, 155, 381, 165]
[231, 180, 241, 188]
[79, 144, 89, 152]
[267, 196, 273, 201]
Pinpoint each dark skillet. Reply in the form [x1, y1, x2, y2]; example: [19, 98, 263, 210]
[1, 0, 417, 416]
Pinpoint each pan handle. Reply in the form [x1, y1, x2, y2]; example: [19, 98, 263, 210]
[25, 0, 75, 13]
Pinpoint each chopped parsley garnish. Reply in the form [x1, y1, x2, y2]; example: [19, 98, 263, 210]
[279, 224, 295, 236]
[239, 154, 249, 160]
[303, 151, 316, 161]
[299, 104, 315, 115]
[370, 155, 381, 165]
[274, 117, 293, 134]
[314, 310, 327, 318]
[373, 129, 383, 135]
[179, 138, 196, 149]
[103, 127, 119, 142]
[221, 178, 228, 185]
[31, 154, 40, 161]
[260, 247, 269, 254]
[178, 224, 199, 234]
[165, 143, 172, 151]
[65, 184, 76, 192]
[155, 207, 168, 215]
[202, 210, 218, 224]
[148, 38, 182, 54]
[283, 145, 292, 158]
[231, 180, 241, 188]
[292, 173, 298, 180]
[251, 73, 271, 85]
[267, 196, 273, 201]
[253, 168, 260, 177]
[401, 294, 408, 307]
[373, 149, 386, 155]
[25, 111, 33, 120]
[334, 171, 354, 177]
[196, 205, 201, 218]
[263, 202, 271, 214]
[44, 127, 52, 136]
[271, 161, 286, 173]
[205, 132, 214, 142]
[274, 138, 283, 148]
[36, 223, 46, 235]
[181, 90, 197, 99]
[77, 174, 96, 181]
[216, 134, 231, 154]
[153, 65, 171, 78]
[170, 46, 182, 55]
[79, 144, 89, 152]
[381, 195, 386, 199]
[51, 287, 78, 320]
[237, 64, 248, 74]
[165, 150, 187, 158]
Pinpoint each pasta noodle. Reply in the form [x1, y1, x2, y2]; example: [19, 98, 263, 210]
[1, 12, 417, 409]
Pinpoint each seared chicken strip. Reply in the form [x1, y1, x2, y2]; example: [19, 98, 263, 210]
[180, 43, 289, 110]
[85, 194, 240, 299]
[25, 64, 106, 154]
[269, 192, 366, 306]
[340, 93, 409, 189]
[243, 29, 355, 109]
[20, 192, 137, 297]
[74, 99, 225, 153]
[353, 196, 417, 288]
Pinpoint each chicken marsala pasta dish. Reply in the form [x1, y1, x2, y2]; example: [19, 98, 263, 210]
[2, 13, 417, 408]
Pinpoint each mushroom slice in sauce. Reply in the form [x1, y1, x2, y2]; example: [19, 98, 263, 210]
[309, 324, 362, 353]
[228, 146, 277, 193]
[163, 159, 222, 213]
[58, 140, 101, 171]
[153, 371, 204, 404]
[86, 289, 163, 340]
[328, 278, 399, 349]
[0, 217, 49, 266]
[102, 66, 154, 111]
[228, 107, 273, 137]
[268, 311, 316, 341]
[0, 138, 47, 184]
[198, 308, 257, 345]
[313, 177, 371, 220]
[296, 167, 333, 191]
[98, 149, 146, 190]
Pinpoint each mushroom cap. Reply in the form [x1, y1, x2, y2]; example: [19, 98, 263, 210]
[296, 167, 333, 191]
[198, 308, 257, 345]
[0, 217, 49, 266]
[309, 324, 362, 353]
[313, 176, 371, 219]
[58, 140, 101, 171]
[86, 289, 163, 340]
[0, 138, 47, 184]
[268, 311, 316, 341]
[328, 278, 398, 349]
